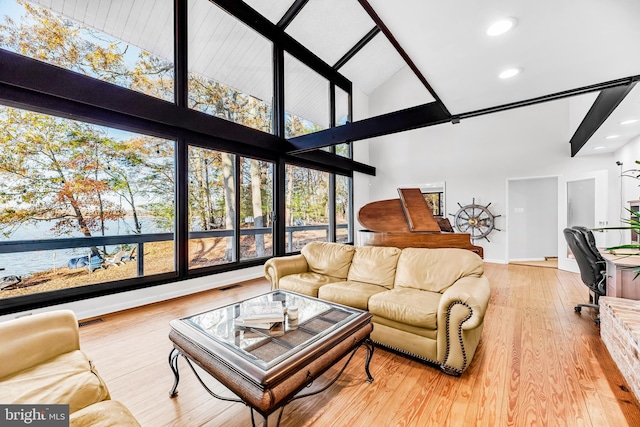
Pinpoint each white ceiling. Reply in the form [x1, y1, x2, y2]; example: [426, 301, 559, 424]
[367, 0, 640, 155]
[23, 0, 640, 155]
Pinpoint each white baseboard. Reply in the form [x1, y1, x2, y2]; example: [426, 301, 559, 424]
[484, 258, 508, 264]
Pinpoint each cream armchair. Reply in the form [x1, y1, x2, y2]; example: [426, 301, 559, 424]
[0, 310, 140, 426]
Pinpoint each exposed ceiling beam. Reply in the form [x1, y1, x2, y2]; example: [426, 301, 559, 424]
[287, 75, 640, 153]
[288, 150, 376, 176]
[287, 102, 451, 153]
[457, 76, 640, 121]
[569, 82, 637, 157]
[0, 50, 288, 150]
[210, 0, 351, 92]
[357, 0, 449, 116]
[277, 0, 309, 29]
[333, 27, 381, 70]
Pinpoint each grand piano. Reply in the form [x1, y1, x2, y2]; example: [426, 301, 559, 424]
[357, 188, 484, 258]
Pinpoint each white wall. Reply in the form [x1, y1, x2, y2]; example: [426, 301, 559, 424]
[352, 86, 371, 218]
[354, 68, 620, 263]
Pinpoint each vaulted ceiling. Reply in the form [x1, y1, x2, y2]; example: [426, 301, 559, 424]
[28, 0, 640, 156]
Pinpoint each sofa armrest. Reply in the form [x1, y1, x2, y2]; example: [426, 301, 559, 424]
[435, 275, 491, 374]
[438, 275, 491, 330]
[264, 255, 309, 290]
[0, 310, 81, 379]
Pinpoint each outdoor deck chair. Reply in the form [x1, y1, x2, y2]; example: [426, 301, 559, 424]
[104, 250, 127, 267]
[122, 247, 136, 262]
[87, 254, 104, 273]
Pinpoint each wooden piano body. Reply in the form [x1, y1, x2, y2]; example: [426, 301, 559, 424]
[358, 188, 484, 258]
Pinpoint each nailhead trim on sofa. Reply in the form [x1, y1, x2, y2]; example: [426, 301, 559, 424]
[440, 301, 473, 376]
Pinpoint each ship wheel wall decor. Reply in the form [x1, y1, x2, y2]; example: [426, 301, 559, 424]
[450, 198, 501, 242]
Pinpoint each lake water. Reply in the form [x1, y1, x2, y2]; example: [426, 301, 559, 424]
[0, 218, 170, 278]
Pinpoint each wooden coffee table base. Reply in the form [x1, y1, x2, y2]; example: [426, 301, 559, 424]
[168, 324, 374, 427]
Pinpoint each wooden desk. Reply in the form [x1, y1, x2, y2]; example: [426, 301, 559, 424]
[601, 252, 640, 300]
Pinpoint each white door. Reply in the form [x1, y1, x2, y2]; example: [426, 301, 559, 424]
[558, 170, 608, 273]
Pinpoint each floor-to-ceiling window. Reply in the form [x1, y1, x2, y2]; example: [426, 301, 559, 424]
[0, 0, 356, 314]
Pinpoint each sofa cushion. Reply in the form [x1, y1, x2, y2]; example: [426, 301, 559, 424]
[279, 272, 343, 297]
[347, 246, 402, 289]
[371, 315, 437, 340]
[301, 242, 355, 279]
[394, 248, 484, 293]
[70, 400, 140, 427]
[368, 288, 442, 330]
[318, 281, 388, 310]
[0, 350, 110, 413]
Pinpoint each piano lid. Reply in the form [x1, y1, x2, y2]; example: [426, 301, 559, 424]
[358, 188, 441, 233]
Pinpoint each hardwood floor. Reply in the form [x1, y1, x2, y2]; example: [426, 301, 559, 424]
[77, 263, 640, 426]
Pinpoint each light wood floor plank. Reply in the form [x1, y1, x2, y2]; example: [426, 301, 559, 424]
[76, 264, 640, 426]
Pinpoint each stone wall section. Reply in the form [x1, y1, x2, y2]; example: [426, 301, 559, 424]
[600, 296, 640, 402]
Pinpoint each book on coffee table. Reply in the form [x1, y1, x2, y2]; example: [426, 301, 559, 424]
[236, 301, 285, 328]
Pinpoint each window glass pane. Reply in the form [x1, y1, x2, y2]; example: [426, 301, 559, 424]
[285, 165, 329, 252]
[285, 53, 329, 138]
[188, 147, 236, 268]
[336, 175, 352, 243]
[335, 86, 350, 127]
[188, 0, 273, 133]
[0, 105, 176, 301]
[1, 0, 175, 102]
[240, 157, 273, 260]
[335, 143, 351, 157]
[285, 0, 375, 66]
[334, 86, 351, 157]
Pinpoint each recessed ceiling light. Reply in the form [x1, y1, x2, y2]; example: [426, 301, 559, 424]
[620, 119, 638, 125]
[487, 18, 517, 36]
[606, 135, 620, 139]
[594, 146, 605, 150]
[499, 68, 521, 79]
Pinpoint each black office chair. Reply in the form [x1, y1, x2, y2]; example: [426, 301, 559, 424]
[563, 227, 606, 323]
[573, 225, 603, 261]
[572, 225, 607, 304]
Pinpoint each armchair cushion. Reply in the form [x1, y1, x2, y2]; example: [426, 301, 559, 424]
[301, 242, 355, 279]
[394, 248, 484, 293]
[347, 246, 402, 289]
[0, 349, 110, 413]
[0, 309, 80, 379]
[70, 400, 140, 427]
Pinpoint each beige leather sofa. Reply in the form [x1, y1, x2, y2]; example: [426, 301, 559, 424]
[0, 310, 140, 426]
[264, 242, 491, 375]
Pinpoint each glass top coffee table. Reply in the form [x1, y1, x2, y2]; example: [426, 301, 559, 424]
[168, 290, 374, 427]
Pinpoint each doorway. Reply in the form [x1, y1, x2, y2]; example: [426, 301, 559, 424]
[507, 177, 559, 265]
[557, 170, 608, 273]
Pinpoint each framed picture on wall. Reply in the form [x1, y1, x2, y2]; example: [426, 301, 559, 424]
[418, 181, 446, 217]
[422, 191, 443, 216]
